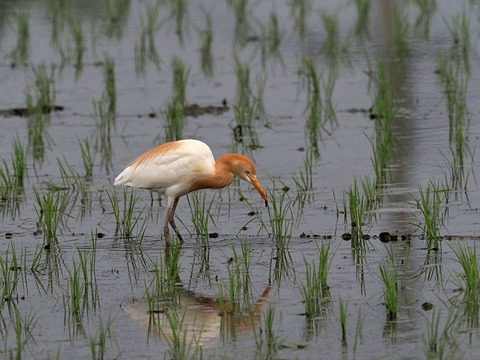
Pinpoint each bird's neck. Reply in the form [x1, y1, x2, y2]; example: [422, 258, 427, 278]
[190, 158, 235, 191]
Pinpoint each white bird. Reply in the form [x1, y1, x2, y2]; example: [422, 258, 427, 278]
[114, 139, 268, 243]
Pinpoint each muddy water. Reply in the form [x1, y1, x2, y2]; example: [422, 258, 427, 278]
[1, 0, 480, 359]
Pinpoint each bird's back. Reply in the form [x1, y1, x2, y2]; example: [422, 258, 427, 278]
[114, 140, 216, 195]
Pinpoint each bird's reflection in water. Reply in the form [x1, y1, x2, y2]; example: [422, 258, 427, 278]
[122, 285, 271, 347]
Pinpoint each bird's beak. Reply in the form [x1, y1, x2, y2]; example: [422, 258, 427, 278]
[247, 174, 268, 207]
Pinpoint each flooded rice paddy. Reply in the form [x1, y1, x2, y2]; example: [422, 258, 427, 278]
[1, 0, 480, 358]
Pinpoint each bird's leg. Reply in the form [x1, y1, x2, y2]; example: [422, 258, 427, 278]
[163, 214, 171, 245]
[166, 197, 184, 243]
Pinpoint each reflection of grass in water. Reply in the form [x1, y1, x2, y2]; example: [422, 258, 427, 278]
[421, 308, 461, 359]
[161, 309, 203, 360]
[47, 0, 68, 46]
[103, 0, 131, 40]
[351, 0, 370, 40]
[254, 305, 283, 360]
[444, 8, 471, 74]
[135, 2, 162, 77]
[164, 0, 189, 46]
[288, 0, 311, 41]
[319, 10, 349, 69]
[259, 12, 285, 70]
[198, 10, 214, 78]
[68, 17, 84, 80]
[339, 296, 348, 347]
[227, 0, 251, 48]
[89, 316, 117, 360]
[379, 246, 397, 320]
[392, 6, 409, 59]
[366, 61, 394, 186]
[3, 306, 36, 359]
[8, 12, 30, 66]
[298, 58, 338, 155]
[102, 54, 116, 117]
[412, 0, 436, 40]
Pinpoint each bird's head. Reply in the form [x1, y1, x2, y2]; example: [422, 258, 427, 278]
[218, 154, 268, 206]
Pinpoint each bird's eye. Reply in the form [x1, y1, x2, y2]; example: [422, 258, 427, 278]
[245, 170, 251, 174]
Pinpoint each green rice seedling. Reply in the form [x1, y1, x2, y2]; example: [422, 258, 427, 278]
[77, 247, 99, 310]
[65, 259, 86, 317]
[106, 188, 147, 241]
[135, 2, 162, 77]
[170, 56, 190, 109]
[351, 0, 370, 40]
[379, 247, 397, 320]
[299, 253, 332, 318]
[292, 150, 314, 207]
[186, 191, 215, 243]
[392, 6, 410, 59]
[288, 0, 311, 41]
[444, 8, 471, 74]
[7, 12, 30, 66]
[410, 181, 444, 250]
[339, 296, 348, 347]
[34, 188, 72, 246]
[412, 0, 436, 40]
[0, 247, 21, 305]
[198, 10, 214, 78]
[450, 243, 480, 305]
[299, 57, 321, 150]
[93, 97, 113, 173]
[253, 73, 268, 126]
[227, 0, 251, 48]
[236, 189, 268, 235]
[232, 56, 259, 151]
[347, 178, 367, 238]
[103, 0, 131, 40]
[26, 62, 57, 114]
[68, 17, 84, 80]
[161, 98, 185, 143]
[79, 138, 96, 179]
[0, 137, 27, 203]
[267, 187, 294, 248]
